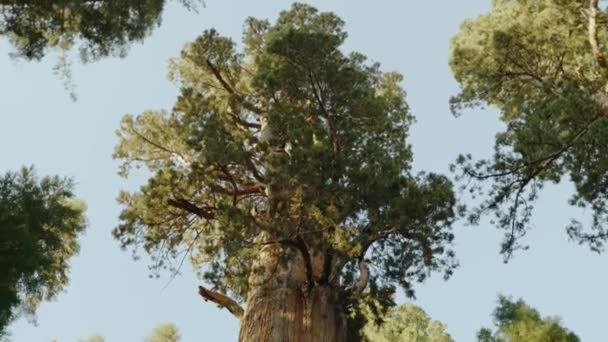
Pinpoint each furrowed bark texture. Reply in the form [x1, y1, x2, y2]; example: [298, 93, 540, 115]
[238, 237, 347, 342]
[239, 285, 346, 342]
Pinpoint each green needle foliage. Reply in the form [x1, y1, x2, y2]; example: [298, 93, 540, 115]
[0, 0, 201, 61]
[1, 0, 201, 99]
[0, 167, 86, 337]
[450, 0, 608, 258]
[363, 303, 453, 342]
[113, 2, 457, 328]
[477, 295, 579, 342]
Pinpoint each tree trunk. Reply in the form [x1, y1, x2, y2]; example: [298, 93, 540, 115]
[238, 238, 346, 342]
[239, 284, 346, 342]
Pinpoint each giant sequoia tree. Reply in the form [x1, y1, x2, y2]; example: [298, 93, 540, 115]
[113, 4, 457, 341]
[450, 0, 608, 258]
[0, 167, 86, 337]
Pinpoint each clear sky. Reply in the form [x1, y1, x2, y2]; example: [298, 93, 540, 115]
[2, 1, 607, 341]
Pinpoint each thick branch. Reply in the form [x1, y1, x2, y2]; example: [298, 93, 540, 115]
[205, 58, 263, 117]
[588, 0, 607, 68]
[259, 237, 314, 289]
[244, 154, 266, 183]
[284, 237, 314, 289]
[198, 285, 244, 319]
[167, 198, 215, 220]
[218, 165, 266, 204]
[206, 58, 237, 94]
[360, 227, 397, 255]
[319, 251, 333, 285]
[341, 227, 398, 294]
[235, 184, 266, 197]
[354, 258, 369, 294]
[308, 71, 339, 154]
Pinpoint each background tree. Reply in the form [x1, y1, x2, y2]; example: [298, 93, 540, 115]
[0, 0, 201, 99]
[363, 302, 453, 342]
[77, 334, 105, 342]
[0, 167, 87, 337]
[51, 323, 178, 342]
[450, 0, 608, 258]
[477, 295, 579, 342]
[145, 322, 180, 342]
[113, 3, 458, 341]
[0, 0, 201, 61]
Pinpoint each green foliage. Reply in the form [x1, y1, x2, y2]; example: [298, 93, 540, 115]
[54, 323, 178, 342]
[113, 2, 457, 317]
[477, 295, 579, 342]
[0, 167, 86, 336]
[145, 322, 180, 342]
[345, 284, 396, 341]
[77, 334, 105, 342]
[0, 0, 201, 61]
[363, 303, 453, 342]
[450, 0, 608, 257]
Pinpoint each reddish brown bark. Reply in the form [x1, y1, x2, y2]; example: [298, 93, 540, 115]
[238, 238, 347, 342]
[239, 285, 346, 342]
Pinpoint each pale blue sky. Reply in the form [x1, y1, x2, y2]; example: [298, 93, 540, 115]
[2, 1, 606, 341]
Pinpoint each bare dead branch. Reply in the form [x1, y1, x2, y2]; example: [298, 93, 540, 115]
[198, 285, 244, 319]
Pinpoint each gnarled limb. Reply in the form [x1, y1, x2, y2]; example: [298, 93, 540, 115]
[354, 257, 369, 294]
[198, 285, 244, 319]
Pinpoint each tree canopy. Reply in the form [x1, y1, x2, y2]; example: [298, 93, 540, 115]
[363, 302, 453, 342]
[0, 167, 86, 337]
[77, 334, 105, 342]
[145, 322, 180, 342]
[477, 295, 579, 342]
[52, 322, 179, 342]
[450, 0, 608, 258]
[0, 0, 200, 61]
[113, 2, 457, 329]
